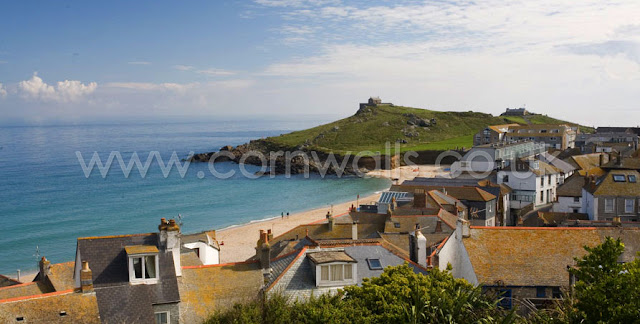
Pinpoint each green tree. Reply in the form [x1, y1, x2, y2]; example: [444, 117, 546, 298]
[566, 237, 640, 323]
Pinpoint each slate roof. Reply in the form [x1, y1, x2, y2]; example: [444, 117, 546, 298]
[76, 233, 180, 323]
[601, 157, 640, 171]
[523, 212, 589, 227]
[539, 151, 576, 174]
[463, 227, 602, 287]
[556, 174, 586, 197]
[395, 185, 496, 202]
[268, 245, 428, 300]
[0, 290, 100, 323]
[587, 169, 640, 196]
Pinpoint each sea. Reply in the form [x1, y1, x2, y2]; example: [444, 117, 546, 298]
[0, 120, 390, 275]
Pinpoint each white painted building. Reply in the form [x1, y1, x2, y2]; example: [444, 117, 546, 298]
[497, 159, 562, 212]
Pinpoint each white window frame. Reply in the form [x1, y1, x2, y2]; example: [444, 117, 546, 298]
[128, 253, 159, 284]
[316, 262, 356, 287]
[605, 198, 614, 213]
[154, 311, 169, 324]
[625, 199, 635, 214]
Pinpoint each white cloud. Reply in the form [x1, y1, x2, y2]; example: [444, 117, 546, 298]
[127, 61, 151, 65]
[173, 65, 194, 71]
[0, 83, 6, 98]
[17, 73, 97, 102]
[196, 68, 236, 76]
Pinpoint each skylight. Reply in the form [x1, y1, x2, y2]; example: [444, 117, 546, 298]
[629, 175, 637, 183]
[367, 258, 383, 270]
[613, 174, 627, 182]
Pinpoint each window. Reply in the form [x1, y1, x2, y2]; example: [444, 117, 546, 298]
[155, 312, 169, 324]
[540, 191, 544, 203]
[625, 199, 635, 214]
[605, 198, 615, 213]
[613, 174, 627, 182]
[367, 258, 383, 270]
[129, 254, 158, 282]
[536, 287, 546, 298]
[344, 264, 353, 280]
[573, 197, 580, 203]
[498, 289, 512, 309]
[573, 208, 579, 213]
[321, 265, 329, 281]
[629, 175, 637, 183]
[394, 222, 400, 228]
[540, 177, 544, 186]
[552, 287, 562, 298]
[548, 175, 551, 185]
[320, 263, 355, 283]
[488, 203, 492, 213]
[503, 175, 509, 183]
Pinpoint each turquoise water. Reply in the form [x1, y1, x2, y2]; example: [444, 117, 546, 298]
[0, 121, 390, 274]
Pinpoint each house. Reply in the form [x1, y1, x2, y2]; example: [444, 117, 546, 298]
[181, 230, 220, 266]
[538, 151, 576, 183]
[575, 132, 638, 155]
[393, 183, 498, 227]
[505, 124, 577, 150]
[0, 258, 101, 323]
[497, 159, 562, 224]
[450, 141, 546, 174]
[438, 224, 640, 313]
[473, 124, 520, 146]
[563, 152, 607, 177]
[596, 126, 640, 136]
[553, 174, 586, 213]
[583, 169, 640, 222]
[522, 211, 589, 227]
[400, 177, 512, 227]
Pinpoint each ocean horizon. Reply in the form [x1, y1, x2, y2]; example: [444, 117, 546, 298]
[0, 120, 390, 275]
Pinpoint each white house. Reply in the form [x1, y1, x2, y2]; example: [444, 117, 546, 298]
[497, 159, 562, 213]
[451, 141, 546, 175]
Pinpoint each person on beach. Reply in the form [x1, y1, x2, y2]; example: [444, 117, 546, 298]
[287, 212, 289, 218]
[281, 212, 284, 219]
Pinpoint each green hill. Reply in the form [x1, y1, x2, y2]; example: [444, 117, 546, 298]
[264, 104, 592, 154]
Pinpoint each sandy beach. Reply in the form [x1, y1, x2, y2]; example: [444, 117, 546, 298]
[366, 164, 450, 184]
[216, 164, 450, 263]
[216, 192, 382, 263]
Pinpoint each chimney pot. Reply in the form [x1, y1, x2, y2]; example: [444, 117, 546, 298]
[80, 261, 93, 293]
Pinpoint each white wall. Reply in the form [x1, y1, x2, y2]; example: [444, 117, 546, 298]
[438, 231, 477, 285]
[183, 242, 219, 265]
[583, 190, 597, 220]
[553, 197, 583, 213]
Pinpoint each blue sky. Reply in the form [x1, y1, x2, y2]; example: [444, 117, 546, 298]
[1, 0, 640, 126]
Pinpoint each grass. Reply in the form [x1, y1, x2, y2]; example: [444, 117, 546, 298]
[262, 105, 594, 154]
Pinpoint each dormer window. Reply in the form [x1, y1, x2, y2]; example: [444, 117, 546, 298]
[125, 245, 159, 284]
[308, 251, 357, 287]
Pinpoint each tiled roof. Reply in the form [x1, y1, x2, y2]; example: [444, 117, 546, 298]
[588, 169, 640, 196]
[601, 157, 640, 170]
[523, 212, 589, 227]
[0, 281, 52, 301]
[556, 174, 586, 197]
[0, 291, 100, 323]
[396, 185, 496, 202]
[566, 153, 605, 172]
[307, 251, 356, 264]
[0, 275, 20, 288]
[464, 227, 601, 287]
[528, 160, 562, 176]
[179, 262, 264, 324]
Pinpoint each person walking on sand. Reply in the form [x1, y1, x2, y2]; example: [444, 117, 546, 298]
[281, 212, 284, 219]
[287, 212, 289, 218]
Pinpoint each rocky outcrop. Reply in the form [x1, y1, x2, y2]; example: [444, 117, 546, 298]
[189, 139, 398, 175]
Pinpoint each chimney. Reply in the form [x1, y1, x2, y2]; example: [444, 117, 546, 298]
[599, 153, 605, 166]
[410, 224, 427, 267]
[613, 216, 622, 226]
[259, 231, 271, 272]
[328, 217, 334, 231]
[267, 229, 273, 242]
[159, 218, 182, 277]
[391, 196, 397, 210]
[352, 221, 358, 240]
[38, 256, 51, 282]
[435, 220, 442, 233]
[413, 189, 426, 208]
[456, 218, 470, 241]
[80, 261, 93, 293]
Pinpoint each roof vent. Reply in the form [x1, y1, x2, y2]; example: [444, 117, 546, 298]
[59, 311, 67, 317]
[16, 317, 24, 322]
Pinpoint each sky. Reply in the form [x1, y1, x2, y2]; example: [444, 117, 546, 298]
[1, 0, 639, 126]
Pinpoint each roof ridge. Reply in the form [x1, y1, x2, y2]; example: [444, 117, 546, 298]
[0, 288, 74, 304]
[470, 226, 598, 230]
[78, 232, 156, 240]
[265, 247, 307, 292]
[0, 281, 36, 292]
